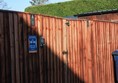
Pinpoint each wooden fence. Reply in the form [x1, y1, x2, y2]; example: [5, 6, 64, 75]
[78, 13, 118, 21]
[0, 10, 118, 83]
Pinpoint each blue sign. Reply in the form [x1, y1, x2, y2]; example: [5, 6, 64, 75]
[28, 35, 37, 53]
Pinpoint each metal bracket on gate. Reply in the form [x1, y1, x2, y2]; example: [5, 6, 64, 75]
[62, 51, 68, 55]
[30, 14, 35, 26]
[65, 21, 70, 26]
[86, 20, 90, 28]
[40, 36, 45, 48]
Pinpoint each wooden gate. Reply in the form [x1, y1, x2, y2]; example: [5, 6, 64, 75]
[39, 16, 69, 83]
[0, 10, 118, 83]
[0, 11, 70, 83]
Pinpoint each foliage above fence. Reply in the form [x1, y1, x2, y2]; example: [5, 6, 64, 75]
[25, 0, 118, 17]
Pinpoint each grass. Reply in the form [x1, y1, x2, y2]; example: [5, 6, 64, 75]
[25, 0, 118, 17]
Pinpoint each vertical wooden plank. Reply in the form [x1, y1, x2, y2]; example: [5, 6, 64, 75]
[99, 21, 104, 83]
[72, 20, 76, 83]
[67, 19, 71, 83]
[26, 14, 32, 83]
[31, 14, 40, 83]
[37, 15, 43, 83]
[91, 20, 96, 83]
[91, 21, 97, 83]
[95, 21, 100, 83]
[60, 19, 63, 83]
[96, 21, 101, 83]
[28, 14, 35, 83]
[75, 20, 79, 83]
[114, 23, 117, 49]
[76, 20, 79, 83]
[73, 20, 78, 83]
[85, 20, 91, 83]
[59, 18, 62, 83]
[3, 13, 7, 83]
[79, 20, 84, 83]
[102, 22, 108, 81]
[58, 18, 62, 83]
[71, 20, 74, 83]
[31, 14, 36, 83]
[6, 13, 10, 83]
[109, 22, 113, 83]
[14, 13, 20, 83]
[0, 12, 3, 83]
[32, 14, 39, 83]
[81, 20, 85, 82]
[49, 17, 54, 83]
[69, 20, 73, 83]
[86, 20, 93, 83]
[111, 22, 115, 83]
[101, 21, 104, 83]
[112, 23, 116, 52]
[43, 16, 48, 83]
[52, 17, 57, 83]
[58, 18, 63, 83]
[115, 23, 118, 49]
[109, 23, 116, 83]
[52, 17, 56, 83]
[67, 19, 72, 83]
[35, 14, 40, 83]
[4, 12, 11, 83]
[9, 12, 16, 83]
[7, 13, 12, 83]
[78, 20, 84, 82]
[0, 12, 6, 83]
[100, 22, 107, 82]
[99, 21, 103, 83]
[102, 22, 108, 82]
[108, 22, 113, 83]
[52, 18, 54, 83]
[83, 20, 92, 83]
[18, 13, 24, 83]
[62, 19, 67, 83]
[42, 16, 48, 83]
[48, 17, 51, 83]
[51, 17, 57, 83]
[22, 13, 28, 83]
[75, 20, 81, 83]
[105, 22, 111, 82]
[105, 22, 110, 83]
[35, 15, 39, 83]
[55, 18, 59, 83]
[82, 20, 88, 83]
[114, 23, 118, 81]
[45, 16, 51, 83]
[103, 22, 107, 83]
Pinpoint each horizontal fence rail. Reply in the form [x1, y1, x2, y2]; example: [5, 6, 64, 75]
[0, 10, 118, 83]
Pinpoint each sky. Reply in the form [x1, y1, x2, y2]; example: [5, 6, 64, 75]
[4, 0, 68, 11]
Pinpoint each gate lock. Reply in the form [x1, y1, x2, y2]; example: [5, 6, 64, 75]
[40, 36, 45, 48]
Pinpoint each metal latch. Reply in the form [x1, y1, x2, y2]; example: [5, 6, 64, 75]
[62, 51, 68, 55]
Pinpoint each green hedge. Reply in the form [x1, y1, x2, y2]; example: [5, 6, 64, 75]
[25, 0, 118, 17]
